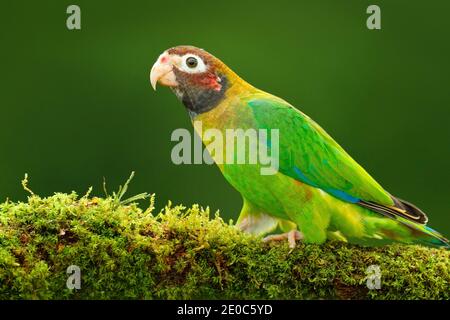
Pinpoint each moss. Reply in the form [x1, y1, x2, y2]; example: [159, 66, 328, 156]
[0, 192, 449, 300]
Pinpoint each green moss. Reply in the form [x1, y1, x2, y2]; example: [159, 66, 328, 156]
[0, 192, 449, 300]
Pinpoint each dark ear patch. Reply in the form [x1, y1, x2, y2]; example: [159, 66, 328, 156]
[172, 73, 228, 115]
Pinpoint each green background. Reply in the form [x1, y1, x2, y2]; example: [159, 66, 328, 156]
[1, 1, 449, 235]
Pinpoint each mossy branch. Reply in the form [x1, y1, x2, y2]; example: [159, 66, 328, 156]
[0, 191, 448, 299]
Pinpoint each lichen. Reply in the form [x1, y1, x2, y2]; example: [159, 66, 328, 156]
[0, 192, 448, 300]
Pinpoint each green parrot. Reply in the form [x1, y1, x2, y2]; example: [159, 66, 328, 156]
[150, 45, 449, 248]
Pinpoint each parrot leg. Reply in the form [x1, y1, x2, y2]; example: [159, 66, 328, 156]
[236, 199, 279, 236]
[263, 230, 304, 249]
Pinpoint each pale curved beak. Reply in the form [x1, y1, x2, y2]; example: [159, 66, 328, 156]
[150, 52, 179, 90]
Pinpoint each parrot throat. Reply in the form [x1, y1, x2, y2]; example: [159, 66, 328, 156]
[171, 73, 228, 117]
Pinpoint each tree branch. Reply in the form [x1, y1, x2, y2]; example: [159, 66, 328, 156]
[0, 193, 448, 299]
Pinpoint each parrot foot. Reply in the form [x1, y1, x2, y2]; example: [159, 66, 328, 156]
[263, 230, 303, 249]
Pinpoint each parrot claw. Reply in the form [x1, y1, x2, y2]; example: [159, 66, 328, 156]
[263, 230, 303, 249]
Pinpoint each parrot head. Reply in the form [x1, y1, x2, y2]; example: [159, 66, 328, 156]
[150, 45, 246, 115]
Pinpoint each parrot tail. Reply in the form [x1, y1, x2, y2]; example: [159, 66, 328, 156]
[404, 221, 450, 249]
[359, 196, 449, 248]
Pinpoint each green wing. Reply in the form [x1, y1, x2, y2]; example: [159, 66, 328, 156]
[246, 95, 394, 206]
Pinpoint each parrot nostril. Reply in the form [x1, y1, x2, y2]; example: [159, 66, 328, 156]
[160, 56, 168, 63]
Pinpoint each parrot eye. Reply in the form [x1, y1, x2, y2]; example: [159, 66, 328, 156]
[180, 54, 207, 73]
[186, 57, 198, 68]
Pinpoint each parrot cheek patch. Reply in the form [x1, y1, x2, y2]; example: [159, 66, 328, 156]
[197, 73, 222, 92]
[173, 73, 228, 114]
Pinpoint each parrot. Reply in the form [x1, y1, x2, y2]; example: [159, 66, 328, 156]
[150, 45, 449, 249]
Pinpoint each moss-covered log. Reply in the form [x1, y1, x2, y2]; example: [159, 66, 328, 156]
[0, 192, 449, 300]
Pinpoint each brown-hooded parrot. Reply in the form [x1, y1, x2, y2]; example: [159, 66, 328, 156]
[150, 45, 449, 248]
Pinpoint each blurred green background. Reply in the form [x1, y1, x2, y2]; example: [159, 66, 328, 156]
[1, 1, 449, 235]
